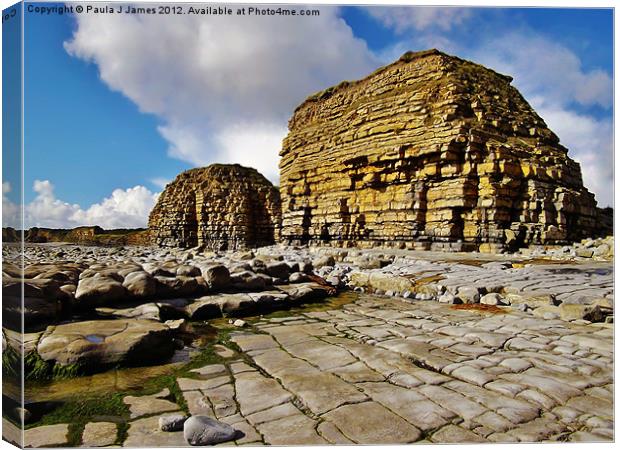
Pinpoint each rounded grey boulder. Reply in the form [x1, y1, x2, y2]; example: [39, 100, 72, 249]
[184, 415, 237, 446]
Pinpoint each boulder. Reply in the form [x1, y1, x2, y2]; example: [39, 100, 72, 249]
[456, 286, 482, 304]
[96, 303, 162, 321]
[313, 255, 336, 269]
[230, 271, 266, 291]
[203, 264, 231, 291]
[186, 297, 222, 320]
[480, 293, 504, 306]
[3, 294, 60, 328]
[265, 261, 291, 280]
[36, 319, 175, 369]
[593, 243, 611, 257]
[288, 272, 309, 283]
[183, 416, 237, 446]
[277, 282, 331, 303]
[75, 276, 127, 307]
[559, 304, 605, 322]
[575, 248, 594, 258]
[438, 293, 461, 304]
[176, 265, 201, 277]
[155, 276, 201, 297]
[216, 294, 256, 315]
[122, 271, 157, 298]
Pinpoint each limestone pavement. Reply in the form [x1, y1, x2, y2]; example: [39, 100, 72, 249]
[21, 293, 613, 446]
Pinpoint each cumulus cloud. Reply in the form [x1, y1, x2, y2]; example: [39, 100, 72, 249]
[13, 180, 159, 229]
[536, 108, 613, 207]
[470, 33, 613, 110]
[150, 177, 171, 190]
[367, 6, 473, 33]
[2, 182, 21, 229]
[64, 6, 378, 182]
[69, 185, 160, 229]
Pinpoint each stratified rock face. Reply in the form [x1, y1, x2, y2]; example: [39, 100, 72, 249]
[280, 49, 605, 250]
[149, 164, 281, 250]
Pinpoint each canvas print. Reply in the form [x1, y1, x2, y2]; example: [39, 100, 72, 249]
[1, 2, 614, 447]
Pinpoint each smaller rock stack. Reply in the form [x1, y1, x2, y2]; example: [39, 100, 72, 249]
[149, 164, 281, 250]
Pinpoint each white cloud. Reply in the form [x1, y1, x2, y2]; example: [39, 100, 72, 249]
[537, 108, 613, 207]
[69, 185, 160, 229]
[27, 180, 82, 229]
[62, 7, 612, 211]
[64, 7, 378, 182]
[470, 33, 612, 110]
[2, 182, 21, 229]
[150, 177, 171, 190]
[367, 6, 473, 33]
[20, 180, 159, 229]
[214, 122, 288, 184]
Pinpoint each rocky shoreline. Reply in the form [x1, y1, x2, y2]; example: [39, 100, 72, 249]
[2, 238, 613, 446]
[3, 289, 613, 446]
[3, 237, 613, 374]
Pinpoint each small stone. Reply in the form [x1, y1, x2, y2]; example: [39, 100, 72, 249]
[313, 255, 336, 268]
[457, 286, 481, 303]
[14, 407, 31, 424]
[183, 415, 237, 446]
[159, 414, 188, 432]
[576, 248, 594, 258]
[165, 318, 187, 332]
[438, 293, 461, 304]
[480, 293, 503, 306]
[233, 319, 247, 328]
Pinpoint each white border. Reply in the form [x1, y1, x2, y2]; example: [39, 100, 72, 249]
[0, 1, 616, 450]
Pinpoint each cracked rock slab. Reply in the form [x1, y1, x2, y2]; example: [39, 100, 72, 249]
[322, 401, 422, 444]
[24, 424, 70, 448]
[36, 319, 175, 368]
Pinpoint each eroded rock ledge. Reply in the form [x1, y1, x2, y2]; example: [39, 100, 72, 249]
[280, 49, 610, 251]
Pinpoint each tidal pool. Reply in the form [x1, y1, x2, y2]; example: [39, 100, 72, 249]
[22, 292, 359, 405]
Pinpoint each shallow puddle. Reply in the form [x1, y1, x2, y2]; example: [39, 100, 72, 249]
[22, 292, 359, 405]
[84, 334, 105, 344]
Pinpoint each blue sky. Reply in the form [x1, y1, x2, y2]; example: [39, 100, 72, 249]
[3, 4, 614, 228]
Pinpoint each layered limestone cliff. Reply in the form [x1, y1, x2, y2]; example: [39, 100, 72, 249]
[149, 164, 281, 250]
[280, 49, 608, 251]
